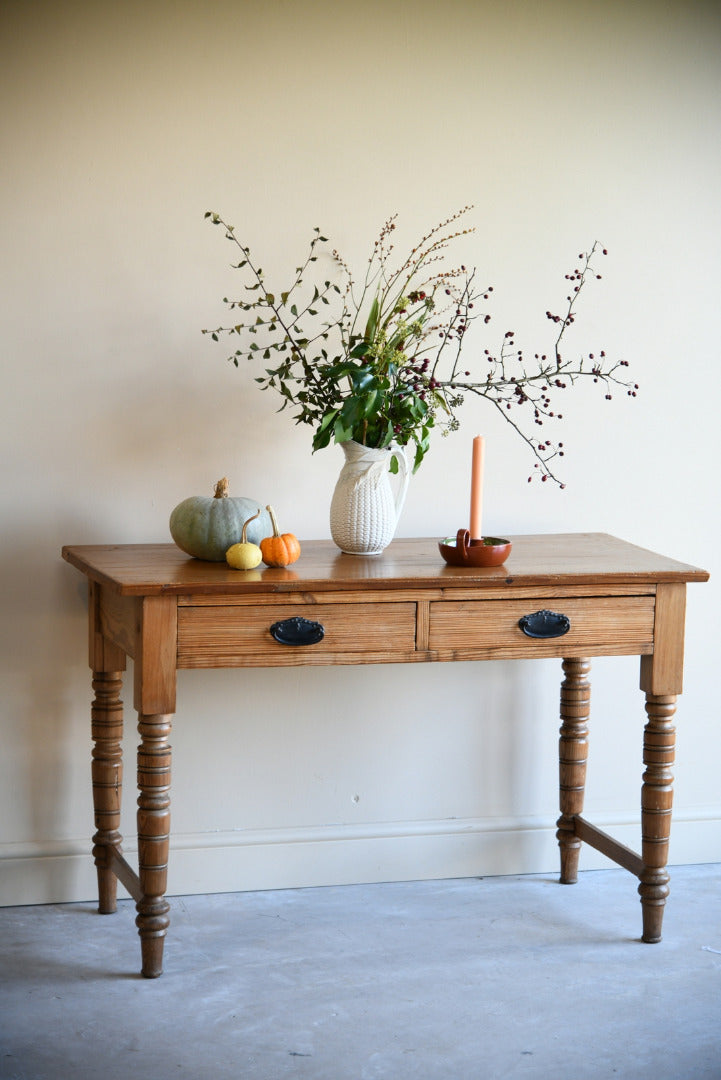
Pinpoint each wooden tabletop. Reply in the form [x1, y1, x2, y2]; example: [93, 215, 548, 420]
[62, 534, 709, 597]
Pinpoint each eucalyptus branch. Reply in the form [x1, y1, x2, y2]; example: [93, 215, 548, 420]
[203, 211, 343, 404]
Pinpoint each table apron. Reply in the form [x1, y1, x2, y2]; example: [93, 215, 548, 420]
[175, 593, 655, 668]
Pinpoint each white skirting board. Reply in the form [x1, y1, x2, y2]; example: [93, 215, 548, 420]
[2, 810, 719, 907]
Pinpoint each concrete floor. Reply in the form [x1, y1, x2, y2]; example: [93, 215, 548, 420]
[1, 865, 720, 1080]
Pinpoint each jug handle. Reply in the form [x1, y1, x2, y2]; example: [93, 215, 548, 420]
[390, 445, 410, 523]
[455, 528, 471, 562]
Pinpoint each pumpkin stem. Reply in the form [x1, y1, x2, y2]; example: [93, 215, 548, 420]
[214, 477, 230, 499]
[266, 505, 281, 538]
[240, 509, 261, 543]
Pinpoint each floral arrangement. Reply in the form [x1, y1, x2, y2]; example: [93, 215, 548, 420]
[203, 207, 636, 485]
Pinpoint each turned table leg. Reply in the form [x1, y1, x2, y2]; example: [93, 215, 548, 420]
[135, 711, 173, 978]
[637, 581, 686, 943]
[638, 693, 677, 942]
[132, 593, 177, 978]
[556, 658, 591, 884]
[91, 671, 124, 914]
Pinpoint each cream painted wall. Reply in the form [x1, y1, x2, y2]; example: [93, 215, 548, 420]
[1, 0, 719, 906]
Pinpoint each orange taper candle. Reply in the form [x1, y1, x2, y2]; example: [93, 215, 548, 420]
[470, 435, 485, 540]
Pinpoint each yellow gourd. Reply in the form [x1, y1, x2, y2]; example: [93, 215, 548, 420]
[226, 510, 263, 570]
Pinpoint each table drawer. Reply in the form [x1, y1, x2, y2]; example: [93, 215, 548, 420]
[428, 595, 656, 659]
[178, 601, 417, 667]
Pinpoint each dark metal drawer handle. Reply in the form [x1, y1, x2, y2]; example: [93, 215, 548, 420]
[518, 610, 571, 639]
[270, 616, 325, 647]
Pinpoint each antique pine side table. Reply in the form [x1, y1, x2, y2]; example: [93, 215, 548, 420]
[62, 533, 708, 978]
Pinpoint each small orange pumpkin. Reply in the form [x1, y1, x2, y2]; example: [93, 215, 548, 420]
[260, 505, 301, 567]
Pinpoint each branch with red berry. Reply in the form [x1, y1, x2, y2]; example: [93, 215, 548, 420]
[433, 244, 638, 485]
[204, 209, 637, 484]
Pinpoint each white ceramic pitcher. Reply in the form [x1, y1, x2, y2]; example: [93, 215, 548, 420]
[329, 440, 410, 555]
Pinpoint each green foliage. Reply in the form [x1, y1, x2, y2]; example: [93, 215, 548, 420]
[203, 210, 637, 484]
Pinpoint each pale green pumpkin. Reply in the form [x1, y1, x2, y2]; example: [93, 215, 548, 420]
[169, 477, 271, 561]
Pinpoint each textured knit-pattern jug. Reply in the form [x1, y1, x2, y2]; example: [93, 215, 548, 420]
[329, 440, 410, 555]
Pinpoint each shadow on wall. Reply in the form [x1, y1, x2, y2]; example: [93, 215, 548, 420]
[0, 343, 328, 903]
[471, 654, 563, 873]
[0, 521, 97, 899]
[70, 356, 333, 539]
